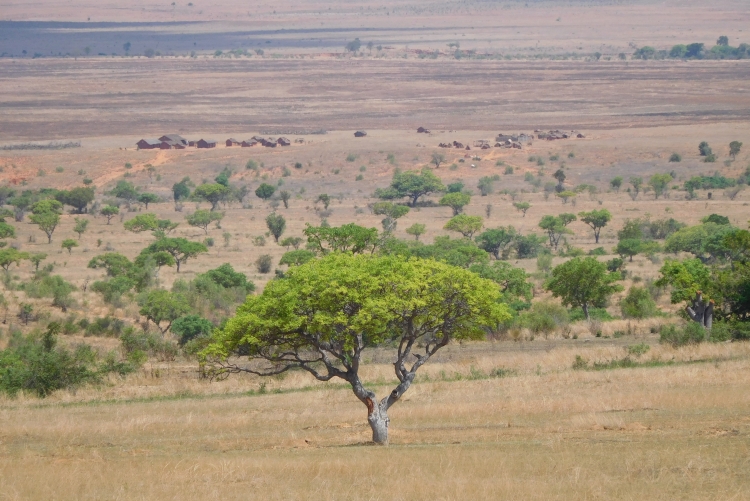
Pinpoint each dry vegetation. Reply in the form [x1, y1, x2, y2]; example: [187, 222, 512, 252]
[1, 0, 750, 498]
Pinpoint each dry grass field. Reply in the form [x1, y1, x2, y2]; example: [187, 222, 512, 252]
[1, 0, 750, 499]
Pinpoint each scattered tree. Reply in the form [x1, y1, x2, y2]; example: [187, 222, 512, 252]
[61, 239, 78, 254]
[649, 173, 673, 199]
[578, 209, 612, 244]
[405, 223, 426, 241]
[545, 257, 623, 321]
[610, 177, 623, 192]
[140, 238, 208, 272]
[201, 253, 510, 444]
[280, 236, 303, 250]
[29, 200, 63, 244]
[108, 180, 139, 207]
[195, 183, 230, 210]
[615, 238, 643, 262]
[477, 176, 496, 196]
[279, 190, 291, 209]
[186, 209, 224, 234]
[513, 201, 531, 217]
[56, 187, 95, 214]
[100, 205, 119, 224]
[553, 169, 566, 190]
[444, 215, 483, 238]
[699, 141, 712, 157]
[730, 141, 743, 160]
[255, 183, 276, 201]
[73, 217, 89, 239]
[372, 202, 409, 233]
[138, 192, 160, 209]
[266, 213, 287, 243]
[0, 248, 28, 273]
[279, 249, 316, 267]
[138, 290, 190, 334]
[316, 193, 331, 210]
[475, 227, 517, 260]
[439, 192, 470, 216]
[375, 168, 445, 207]
[539, 214, 576, 250]
[431, 152, 446, 168]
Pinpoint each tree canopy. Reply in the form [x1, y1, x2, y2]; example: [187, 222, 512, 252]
[578, 209, 612, 244]
[194, 183, 230, 210]
[545, 257, 623, 320]
[201, 253, 510, 444]
[304, 223, 380, 255]
[375, 168, 445, 207]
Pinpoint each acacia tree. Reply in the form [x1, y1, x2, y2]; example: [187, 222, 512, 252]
[73, 217, 89, 240]
[545, 257, 623, 320]
[187, 209, 224, 234]
[439, 192, 470, 216]
[304, 223, 380, 255]
[375, 168, 445, 207]
[513, 201, 531, 217]
[371, 202, 409, 233]
[405, 223, 426, 241]
[138, 290, 190, 334]
[195, 183, 230, 210]
[539, 214, 576, 250]
[578, 209, 612, 244]
[201, 253, 509, 444]
[444, 215, 483, 238]
[29, 200, 63, 244]
[100, 205, 119, 224]
[730, 141, 743, 160]
[140, 238, 208, 272]
[649, 173, 672, 199]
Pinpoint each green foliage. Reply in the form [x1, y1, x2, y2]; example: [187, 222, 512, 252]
[186, 209, 224, 234]
[655, 258, 712, 304]
[568, 307, 613, 322]
[372, 202, 409, 232]
[648, 173, 672, 199]
[439, 192, 470, 216]
[513, 201, 531, 217]
[405, 223, 426, 241]
[545, 257, 623, 320]
[108, 180, 139, 204]
[137, 192, 160, 208]
[171, 264, 253, 323]
[444, 215, 483, 238]
[684, 173, 735, 191]
[729, 140, 742, 159]
[515, 234, 546, 259]
[280, 249, 316, 267]
[659, 323, 707, 347]
[194, 183, 230, 210]
[516, 302, 569, 338]
[664, 222, 735, 261]
[55, 186, 95, 213]
[615, 238, 643, 262]
[375, 168, 445, 206]
[446, 182, 464, 193]
[73, 217, 88, 239]
[578, 209, 612, 243]
[669, 153, 682, 162]
[28, 200, 62, 244]
[702, 213, 730, 225]
[621, 286, 660, 319]
[171, 315, 215, 346]
[475, 227, 517, 260]
[61, 238, 78, 254]
[255, 254, 273, 273]
[139, 237, 208, 273]
[699, 141, 712, 157]
[0, 248, 29, 272]
[304, 223, 380, 255]
[203, 253, 511, 370]
[406, 236, 489, 269]
[280, 236, 303, 250]
[137, 289, 190, 334]
[265, 213, 286, 242]
[254, 183, 276, 201]
[172, 177, 191, 201]
[539, 214, 576, 250]
[477, 176, 496, 196]
[100, 205, 119, 224]
[610, 176, 623, 191]
[469, 260, 532, 307]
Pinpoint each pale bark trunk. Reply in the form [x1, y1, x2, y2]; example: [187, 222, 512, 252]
[368, 402, 389, 445]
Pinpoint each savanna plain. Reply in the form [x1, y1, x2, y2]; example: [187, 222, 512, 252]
[1, 1, 750, 499]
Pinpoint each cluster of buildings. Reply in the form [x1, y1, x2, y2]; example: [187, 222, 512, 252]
[535, 129, 586, 140]
[136, 134, 295, 150]
[435, 130, 586, 151]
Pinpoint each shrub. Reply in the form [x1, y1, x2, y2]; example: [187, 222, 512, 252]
[120, 328, 178, 361]
[669, 153, 682, 162]
[171, 315, 214, 346]
[516, 301, 569, 338]
[621, 286, 660, 319]
[569, 307, 614, 322]
[255, 254, 273, 273]
[659, 323, 706, 347]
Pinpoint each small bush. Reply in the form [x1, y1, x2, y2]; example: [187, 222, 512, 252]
[621, 286, 659, 319]
[255, 254, 273, 273]
[659, 323, 706, 347]
[588, 247, 607, 256]
[669, 153, 682, 162]
[569, 307, 614, 322]
[504, 166, 514, 175]
[346, 153, 358, 162]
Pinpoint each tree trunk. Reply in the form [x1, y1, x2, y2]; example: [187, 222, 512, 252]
[582, 303, 590, 321]
[367, 401, 389, 445]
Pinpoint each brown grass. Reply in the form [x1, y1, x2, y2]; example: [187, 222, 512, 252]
[1, 338, 749, 500]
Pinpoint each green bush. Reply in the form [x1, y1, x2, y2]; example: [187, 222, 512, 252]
[171, 315, 214, 346]
[621, 286, 660, 319]
[588, 247, 607, 256]
[120, 329, 178, 362]
[569, 307, 614, 322]
[710, 321, 750, 341]
[659, 323, 706, 347]
[516, 302, 569, 338]
[0, 323, 137, 398]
